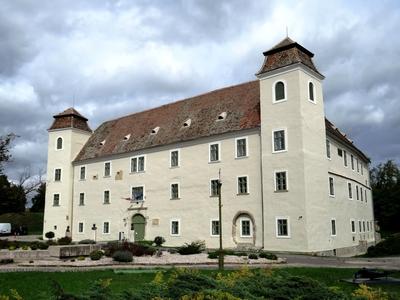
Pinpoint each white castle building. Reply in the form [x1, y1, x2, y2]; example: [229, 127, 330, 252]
[43, 38, 375, 255]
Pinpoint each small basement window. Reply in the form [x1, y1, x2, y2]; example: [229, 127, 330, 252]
[183, 119, 191, 127]
[217, 112, 227, 121]
[151, 127, 160, 135]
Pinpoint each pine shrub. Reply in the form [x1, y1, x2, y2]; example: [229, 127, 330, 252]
[90, 250, 104, 261]
[178, 240, 205, 255]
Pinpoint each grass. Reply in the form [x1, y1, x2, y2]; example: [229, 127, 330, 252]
[0, 267, 399, 299]
[0, 212, 43, 235]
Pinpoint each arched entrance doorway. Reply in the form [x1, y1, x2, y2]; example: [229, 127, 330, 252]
[131, 214, 145, 241]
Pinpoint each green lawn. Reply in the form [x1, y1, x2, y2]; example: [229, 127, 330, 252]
[0, 212, 43, 235]
[0, 267, 399, 299]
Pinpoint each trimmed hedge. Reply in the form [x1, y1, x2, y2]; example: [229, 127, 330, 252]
[113, 250, 133, 262]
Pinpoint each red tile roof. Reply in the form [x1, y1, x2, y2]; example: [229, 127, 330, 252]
[49, 107, 92, 132]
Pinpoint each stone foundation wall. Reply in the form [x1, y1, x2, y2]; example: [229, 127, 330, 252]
[0, 249, 50, 260]
[48, 244, 102, 258]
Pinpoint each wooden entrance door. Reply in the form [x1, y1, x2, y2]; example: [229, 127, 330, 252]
[131, 214, 145, 241]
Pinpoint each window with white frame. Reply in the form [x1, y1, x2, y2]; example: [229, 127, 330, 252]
[240, 218, 252, 237]
[237, 176, 248, 194]
[351, 155, 354, 170]
[367, 221, 370, 232]
[56, 137, 63, 150]
[365, 189, 367, 202]
[209, 143, 220, 162]
[170, 183, 179, 199]
[358, 221, 362, 232]
[275, 171, 288, 191]
[357, 158, 360, 173]
[273, 130, 286, 152]
[103, 190, 110, 204]
[79, 193, 85, 206]
[80, 166, 86, 180]
[343, 150, 348, 167]
[361, 164, 364, 175]
[104, 162, 111, 177]
[276, 218, 289, 237]
[236, 137, 247, 158]
[170, 150, 179, 167]
[360, 187, 363, 201]
[54, 168, 61, 181]
[131, 155, 145, 173]
[338, 148, 343, 157]
[132, 186, 144, 201]
[170, 220, 180, 236]
[331, 219, 336, 236]
[326, 140, 331, 159]
[356, 186, 359, 200]
[363, 221, 366, 232]
[103, 222, 110, 234]
[211, 220, 220, 236]
[308, 81, 315, 102]
[78, 222, 84, 233]
[53, 194, 60, 206]
[348, 182, 353, 199]
[274, 81, 286, 102]
[351, 220, 356, 233]
[329, 177, 335, 196]
[210, 179, 220, 197]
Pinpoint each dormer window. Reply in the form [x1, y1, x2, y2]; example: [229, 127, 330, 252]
[56, 137, 63, 150]
[100, 140, 106, 146]
[308, 81, 315, 102]
[151, 127, 160, 135]
[217, 112, 227, 121]
[274, 81, 286, 102]
[123, 134, 131, 141]
[183, 119, 191, 128]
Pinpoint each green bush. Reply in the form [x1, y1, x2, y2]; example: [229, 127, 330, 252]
[178, 240, 205, 255]
[248, 253, 258, 259]
[30, 242, 38, 250]
[77, 256, 86, 261]
[208, 251, 219, 259]
[90, 250, 104, 261]
[0, 258, 14, 264]
[8, 245, 16, 251]
[21, 245, 29, 250]
[135, 240, 153, 246]
[78, 239, 96, 244]
[366, 233, 400, 257]
[103, 241, 155, 257]
[57, 236, 72, 245]
[37, 242, 49, 250]
[259, 251, 278, 260]
[154, 236, 166, 246]
[113, 250, 133, 262]
[45, 231, 55, 239]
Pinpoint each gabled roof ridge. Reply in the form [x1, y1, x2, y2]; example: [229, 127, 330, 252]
[104, 80, 258, 124]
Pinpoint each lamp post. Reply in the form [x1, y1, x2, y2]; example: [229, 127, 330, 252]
[91, 224, 97, 242]
[218, 169, 224, 270]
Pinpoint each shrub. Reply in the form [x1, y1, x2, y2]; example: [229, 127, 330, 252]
[37, 242, 49, 250]
[103, 241, 155, 257]
[30, 242, 38, 250]
[77, 256, 86, 261]
[78, 239, 96, 244]
[248, 253, 258, 259]
[178, 240, 205, 255]
[259, 251, 278, 260]
[57, 236, 72, 245]
[21, 245, 29, 250]
[90, 250, 104, 261]
[45, 231, 55, 240]
[366, 233, 400, 257]
[136, 240, 154, 246]
[8, 245, 16, 251]
[113, 250, 133, 262]
[0, 259, 14, 264]
[154, 236, 166, 246]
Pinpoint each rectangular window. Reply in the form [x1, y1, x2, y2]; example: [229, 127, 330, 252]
[131, 156, 145, 173]
[53, 194, 60, 206]
[326, 140, 331, 159]
[359, 221, 362, 232]
[80, 166, 86, 180]
[273, 130, 286, 152]
[54, 168, 61, 181]
[132, 186, 144, 201]
[237, 176, 248, 194]
[357, 158, 360, 173]
[276, 218, 289, 237]
[338, 148, 343, 157]
[356, 186, 359, 200]
[209, 143, 220, 162]
[365, 190, 367, 202]
[210, 179, 220, 197]
[361, 164, 364, 175]
[329, 177, 335, 196]
[78, 222, 84, 233]
[351, 220, 356, 233]
[103, 222, 110, 234]
[170, 150, 179, 167]
[331, 219, 336, 236]
[351, 155, 354, 170]
[171, 220, 180, 236]
[367, 221, 370, 232]
[211, 220, 220, 236]
[363, 221, 366, 232]
[103, 190, 110, 204]
[275, 171, 288, 191]
[236, 137, 247, 158]
[343, 151, 348, 167]
[360, 187, 363, 201]
[79, 193, 85, 206]
[240, 219, 251, 237]
[170, 183, 179, 199]
[104, 162, 111, 177]
[348, 182, 353, 199]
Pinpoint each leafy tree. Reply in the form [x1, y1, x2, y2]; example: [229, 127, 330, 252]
[0, 174, 26, 213]
[0, 133, 16, 175]
[371, 160, 400, 233]
[30, 182, 45, 212]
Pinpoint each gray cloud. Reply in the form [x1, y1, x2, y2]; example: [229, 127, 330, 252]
[1, 0, 400, 181]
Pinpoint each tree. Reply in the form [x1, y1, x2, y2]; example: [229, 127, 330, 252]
[0, 174, 26, 213]
[371, 160, 400, 233]
[0, 133, 16, 174]
[31, 182, 46, 212]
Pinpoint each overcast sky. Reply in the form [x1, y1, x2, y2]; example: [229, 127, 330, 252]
[1, 0, 399, 181]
